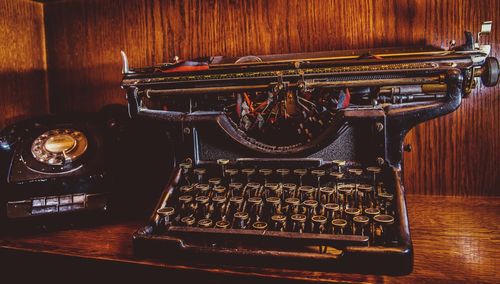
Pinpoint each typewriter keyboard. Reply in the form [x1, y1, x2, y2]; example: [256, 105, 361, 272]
[154, 159, 399, 249]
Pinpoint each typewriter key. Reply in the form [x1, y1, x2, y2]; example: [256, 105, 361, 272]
[180, 162, 193, 185]
[353, 215, 370, 236]
[364, 208, 380, 241]
[198, 218, 213, 228]
[332, 160, 346, 173]
[229, 182, 244, 197]
[225, 168, 239, 183]
[284, 197, 300, 217]
[303, 200, 319, 219]
[181, 216, 195, 226]
[344, 207, 361, 234]
[259, 169, 273, 183]
[193, 168, 207, 184]
[233, 211, 249, 229]
[212, 195, 227, 221]
[208, 177, 222, 187]
[271, 214, 287, 231]
[213, 185, 227, 197]
[293, 169, 307, 186]
[180, 185, 195, 196]
[357, 184, 373, 209]
[373, 214, 395, 245]
[252, 221, 268, 230]
[195, 184, 210, 196]
[264, 183, 280, 198]
[366, 166, 381, 195]
[291, 214, 307, 233]
[247, 197, 263, 221]
[246, 182, 261, 197]
[298, 185, 315, 202]
[337, 184, 355, 210]
[311, 169, 326, 196]
[178, 195, 193, 217]
[331, 218, 348, 235]
[217, 159, 230, 177]
[319, 187, 335, 205]
[215, 220, 230, 229]
[226, 196, 244, 220]
[378, 192, 394, 215]
[282, 183, 297, 200]
[241, 168, 256, 183]
[195, 196, 210, 219]
[311, 215, 327, 233]
[276, 168, 290, 183]
[157, 207, 175, 228]
[323, 203, 340, 221]
[266, 196, 282, 216]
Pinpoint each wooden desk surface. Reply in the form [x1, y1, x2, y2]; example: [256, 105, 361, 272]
[0, 195, 498, 283]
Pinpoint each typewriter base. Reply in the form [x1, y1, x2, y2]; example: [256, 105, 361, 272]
[133, 167, 413, 275]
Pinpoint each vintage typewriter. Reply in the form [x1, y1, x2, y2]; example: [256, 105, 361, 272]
[121, 22, 498, 274]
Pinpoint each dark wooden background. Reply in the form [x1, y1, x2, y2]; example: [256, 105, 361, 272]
[1, 0, 499, 196]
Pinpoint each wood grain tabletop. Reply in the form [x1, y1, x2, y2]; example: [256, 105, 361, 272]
[0, 194, 498, 283]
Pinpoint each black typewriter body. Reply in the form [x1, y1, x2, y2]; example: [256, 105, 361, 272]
[122, 23, 499, 275]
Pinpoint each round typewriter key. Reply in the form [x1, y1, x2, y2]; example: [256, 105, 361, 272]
[311, 215, 327, 233]
[282, 183, 297, 199]
[311, 170, 326, 195]
[373, 214, 395, 245]
[233, 211, 249, 229]
[332, 160, 346, 173]
[157, 207, 175, 228]
[217, 159, 229, 177]
[180, 185, 195, 195]
[247, 197, 263, 220]
[195, 184, 210, 196]
[271, 214, 287, 231]
[298, 185, 315, 201]
[179, 162, 192, 170]
[198, 218, 213, 228]
[208, 178, 221, 187]
[378, 192, 394, 214]
[212, 195, 227, 204]
[291, 214, 307, 233]
[225, 168, 239, 183]
[331, 218, 348, 235]
[178, 195, 193, 217]
[364, 207, 380, 240]
[246, 182, 261, 197]
[293, 169, 307, 186]
[242, 168, 256, 183]
[193, 168, 207, 183]
[228, 182, 244, 197]
[302, 199, 318, 218]
[213, 185, 227, 197]
[319, 187, 335, 205]
[215, 220, 230, 229]
[348, 168, 363, 176]
[357, 184, 373, 209]
[252, 221, 268, 230]
[266, 196, 282, 216]
[344, 207, 361, 234]
[353, 215, 370, 236]
[276, 168, 290, 183]
[195, 196, 210, 219]
[284, 197, 300, 216]
[212, 196, 227, 220]
[259, 168, 273, 183]
[264, 183, 280, 198]
[181, 216, 195, 226]
[337, 184, 355, 210]
[323, 203, 340, 221]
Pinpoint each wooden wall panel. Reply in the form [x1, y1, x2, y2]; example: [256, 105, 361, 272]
[43, 0, 499, 195]
[0, 0, 48, 129]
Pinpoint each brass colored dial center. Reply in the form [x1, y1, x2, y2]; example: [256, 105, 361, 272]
[44, 134, 77, 153]
[31, 129, 88, 166]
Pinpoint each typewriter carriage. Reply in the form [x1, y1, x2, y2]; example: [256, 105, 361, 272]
[123, 22, 498, 275]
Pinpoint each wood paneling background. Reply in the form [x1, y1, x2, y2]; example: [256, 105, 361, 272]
[4, 0, 500, 195]
[0, 0, 48, 128]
